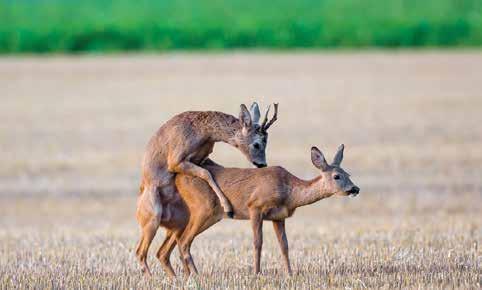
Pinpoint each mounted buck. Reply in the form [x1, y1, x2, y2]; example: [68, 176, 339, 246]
[155, 144, 359, 277]
[136, 103, 278, 276]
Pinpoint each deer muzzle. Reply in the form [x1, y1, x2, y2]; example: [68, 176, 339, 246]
[347, 186, 360, 196]
[253, 162, 267, 168]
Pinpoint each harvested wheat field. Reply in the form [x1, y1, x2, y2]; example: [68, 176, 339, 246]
[0, 52, 481, 289]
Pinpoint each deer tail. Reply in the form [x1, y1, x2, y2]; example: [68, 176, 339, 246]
[138, 183, 145, 196]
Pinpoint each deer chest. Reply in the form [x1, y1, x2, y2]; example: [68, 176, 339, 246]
[264, 206, 290, 220]
[189, 142, 214, 164]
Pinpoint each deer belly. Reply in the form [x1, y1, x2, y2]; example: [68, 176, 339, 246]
[189, 142, 214, 164]
[264, 206, 289, 220]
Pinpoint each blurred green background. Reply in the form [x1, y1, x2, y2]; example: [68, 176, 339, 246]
[1, 0, 481, 53]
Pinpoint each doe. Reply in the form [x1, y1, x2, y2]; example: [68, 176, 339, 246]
[157, 144, 360, 277]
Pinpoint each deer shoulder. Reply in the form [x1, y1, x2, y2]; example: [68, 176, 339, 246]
[246, 166, 292, 219]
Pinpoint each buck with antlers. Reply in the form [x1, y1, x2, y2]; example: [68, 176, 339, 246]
[155, 144, 359, 277]
[135, 102, 278, 276]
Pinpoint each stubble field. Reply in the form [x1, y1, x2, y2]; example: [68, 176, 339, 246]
[0, 52, 481, 289]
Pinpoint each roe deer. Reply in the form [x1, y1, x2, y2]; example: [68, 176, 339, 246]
[155, 144, 359, 277]
[136, 103, 278, 276]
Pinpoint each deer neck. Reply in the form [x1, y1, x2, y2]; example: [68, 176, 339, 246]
[287, 175, 334, 210]
[206, 113, 242, 145]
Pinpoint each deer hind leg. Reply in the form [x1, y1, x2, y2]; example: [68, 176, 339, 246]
[174, 234, 191, 277]
[170, 160, 233, 218]
[273, 220, 292, 275]
[136, 219, 159, 276]
[135, 185, 163, 277]
[176, 224, 199, 276]
[156, 230, 180, 279]
[177, 210, 215, 276]
[159, 183, 177, 222]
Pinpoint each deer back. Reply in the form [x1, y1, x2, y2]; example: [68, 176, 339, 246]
[175, 163, 292, 220]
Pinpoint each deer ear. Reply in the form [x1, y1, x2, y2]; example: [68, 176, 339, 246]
[332, 144, 344, 166]
[239, 104, 252, 128]
[311, 146, 329, 171]
[249, 102, 261, 124]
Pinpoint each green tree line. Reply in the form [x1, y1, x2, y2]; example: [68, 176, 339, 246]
[1, 0, 481, 53]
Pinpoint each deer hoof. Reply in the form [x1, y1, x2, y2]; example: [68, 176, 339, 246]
[226, 211, 234, 219]
[142, 267, 152, 278]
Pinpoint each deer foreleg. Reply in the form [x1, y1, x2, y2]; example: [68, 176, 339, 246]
[250, 210, 263, 274]
[273, 220, 292, 275]
[170, 160, 233, 217]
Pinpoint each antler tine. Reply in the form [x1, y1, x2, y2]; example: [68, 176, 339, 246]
[262, 103, 278, 132]
[260, 104, 271, 130]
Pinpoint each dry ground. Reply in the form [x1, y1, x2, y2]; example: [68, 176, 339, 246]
[0, 52, 481, 289]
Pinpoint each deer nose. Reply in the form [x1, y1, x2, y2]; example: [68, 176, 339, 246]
[253, 162, 267, 168]
[347, 186, 360, 195]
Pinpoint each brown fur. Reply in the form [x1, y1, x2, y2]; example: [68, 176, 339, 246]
[135, 104, 278, 276]
[153, 145, 359, 277]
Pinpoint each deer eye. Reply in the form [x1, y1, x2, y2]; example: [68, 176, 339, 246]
[253, 143, 261, 149]
[334, 174, 340, 180]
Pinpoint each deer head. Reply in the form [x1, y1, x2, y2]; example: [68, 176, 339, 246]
[233, 102, 279, 168]
[311, 144, 360, 196]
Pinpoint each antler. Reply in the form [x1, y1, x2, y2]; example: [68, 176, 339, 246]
[261, 103, 278, 132]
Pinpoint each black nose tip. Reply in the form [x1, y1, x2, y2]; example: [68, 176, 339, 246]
[348, 186, 360, 194]
[253, 162, 267, 168]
